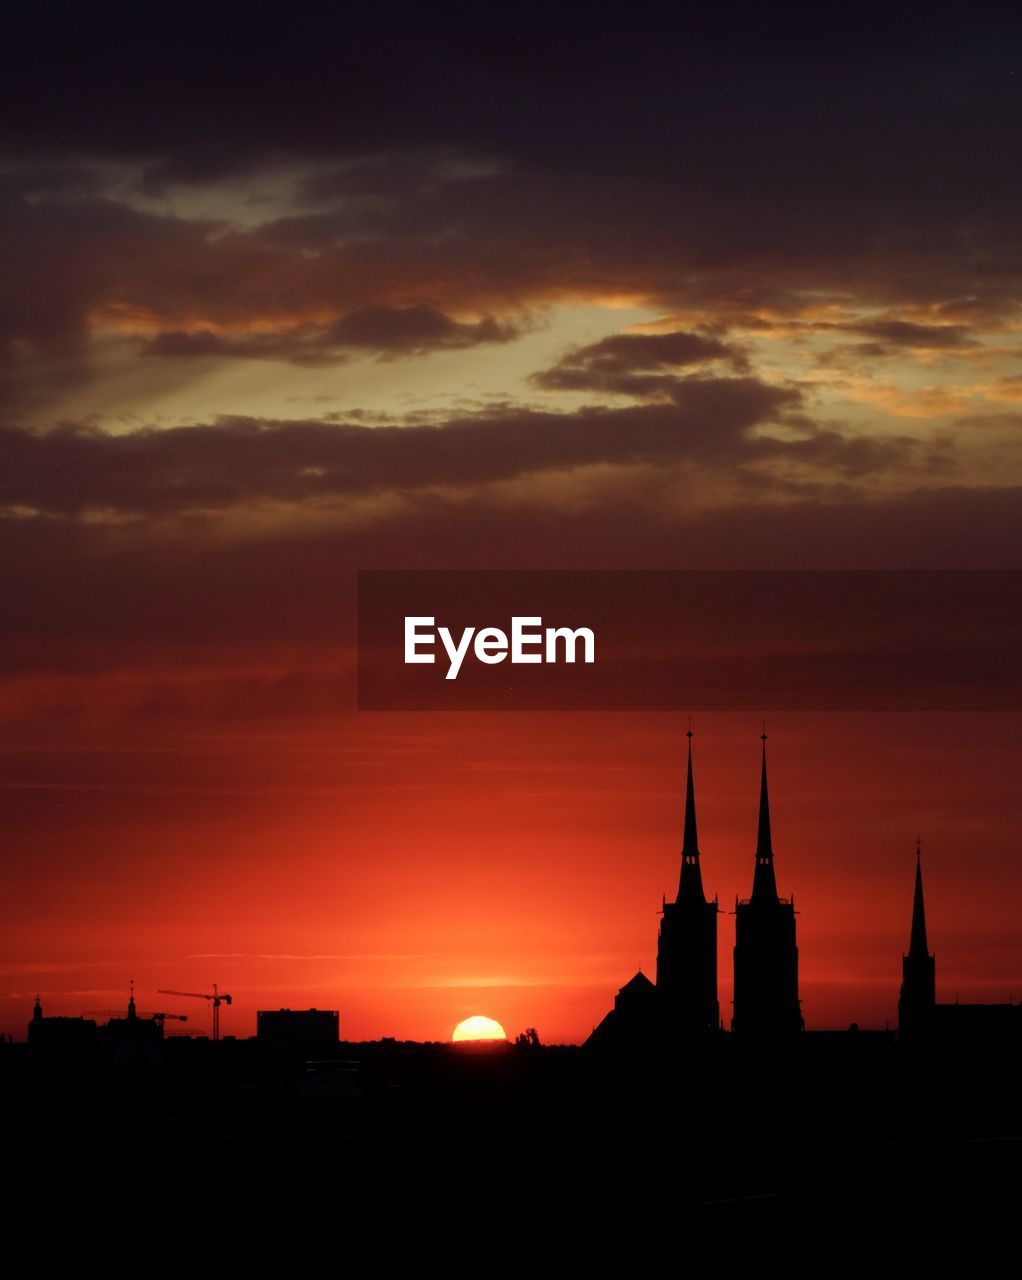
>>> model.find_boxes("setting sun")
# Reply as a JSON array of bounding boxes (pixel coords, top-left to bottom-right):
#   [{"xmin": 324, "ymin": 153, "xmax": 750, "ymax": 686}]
[{"xmin": 452, "ymin": 1015, "xmax": 507, "ymax": 1043}]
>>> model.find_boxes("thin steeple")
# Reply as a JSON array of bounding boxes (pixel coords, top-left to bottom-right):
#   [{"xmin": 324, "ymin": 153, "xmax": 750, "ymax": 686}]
[
  {"xmin": 909, "ymin": 837, "xmax": 929, "ymax": 957},
  {"xmin": 899, "ymin": 836, "xmax": 936, "ymax": 1039},
  {"xmin": 751, "ymin": 730, "xmax": 779, "ymax": 902},
  {"xmin": 677, "ymin": 728, "xmax": 706, "ymax": 903}
]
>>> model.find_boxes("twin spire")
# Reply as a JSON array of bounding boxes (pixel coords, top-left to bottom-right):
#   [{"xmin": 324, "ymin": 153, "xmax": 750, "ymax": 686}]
[{"xmin": 676, "ymin": 727, "xmax": 779, "ymax": 905}]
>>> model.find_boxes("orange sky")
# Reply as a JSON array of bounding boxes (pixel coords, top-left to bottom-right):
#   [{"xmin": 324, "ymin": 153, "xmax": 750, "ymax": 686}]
[
  {"xmin": 4, "ymin": 12, "xmax": 1022, "ymax": 1044},
  {"xmin": 4, "ymin": 708, "xmax": 1019, "ymax": 1042}
]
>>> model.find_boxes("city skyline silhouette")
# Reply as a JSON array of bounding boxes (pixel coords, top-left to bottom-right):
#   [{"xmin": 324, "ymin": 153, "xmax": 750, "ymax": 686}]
[
  {"xmin": 7, "ymin": 735, "xmax": 1020, "ymax": 1266},
  {"xmin": 4, "ymin": 5, "xmax": 1022, "ymax": 1261},
  {"xmin": 11, "ymin": 729, "xmax": 1020, "ymax": 1050}
]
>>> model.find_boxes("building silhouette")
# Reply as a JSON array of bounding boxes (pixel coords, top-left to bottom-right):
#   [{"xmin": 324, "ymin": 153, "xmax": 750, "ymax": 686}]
[
  {"xmin": 28, "ymin": 988, "xmax": 172, "ymax": 1066},
  {"xmin": 586, "ymin": 970, "xmax": 660, "ymax": 1050},
  {"xmin": 897, "ymin": 847, "xmax": 1021, "ymax": 1046},
  {"xmin": 100, "ymin": 986, "xmax": 166, "ymax": 1066},
  {"xmin": 257, "ymin": 1007, "xmax": 340, "ymax": 1053},
  {"xmin": 28, "ymin": 996, "xmax": 98, "ymax": 1062},
  {"xmin": 589, "ymin": 730, "xmax": 796, "ymax": 1048},
  {"xmin": 897, "ymin": 841, "xmax": 935, "ymax": 1041},
  {"xmin": 732, "ymin": 735, "xmax": 802, "ymax": 1037},
  {"xmin": 655, "ymin": 731, "xmax": 719, "ymax": 1034}
]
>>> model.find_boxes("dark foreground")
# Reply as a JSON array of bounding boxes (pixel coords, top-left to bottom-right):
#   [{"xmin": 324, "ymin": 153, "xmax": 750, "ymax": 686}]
[{"xmin": 2, "ymin": 1034, "xmax": 1018, "ymax": 1270}]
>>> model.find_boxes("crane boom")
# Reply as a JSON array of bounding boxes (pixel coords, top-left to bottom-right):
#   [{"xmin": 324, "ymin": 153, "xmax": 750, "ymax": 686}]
[{"xmin": 156, "ymin": 985, "xmax": 232, "ymax": 1040}]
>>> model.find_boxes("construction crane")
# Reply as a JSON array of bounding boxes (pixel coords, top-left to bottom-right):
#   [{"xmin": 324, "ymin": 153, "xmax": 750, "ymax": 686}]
[
  {"xmin": 151, "ymin": 1012, "xmax": 188, "ymax": 1028},
  {"xmin": 157, "ymin": 984, "xmax": 232, "ymax": 1040}
]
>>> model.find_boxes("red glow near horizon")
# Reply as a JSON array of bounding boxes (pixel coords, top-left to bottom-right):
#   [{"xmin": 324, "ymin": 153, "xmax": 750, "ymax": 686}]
[{"xmin": 3, "ymin": 708, "xmax": 1020, "ymax": 1043}]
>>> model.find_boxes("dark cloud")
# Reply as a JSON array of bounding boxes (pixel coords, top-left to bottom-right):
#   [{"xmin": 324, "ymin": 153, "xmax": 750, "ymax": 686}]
[
  {"xmin": 0, "ymin": 374, "xmax": 935, "ymax": 523},
  {"xmin": 0, "ymin": 4, "xmax": 1021, "ymax": 416},
  {"xmin": 840, "ymin": 320, "xmax": 977, "ymax": 349},
  {"xmin": 2, "ymin": 5, "xmax": 1018, "ymax": 177},
  {"xmin": 240, "ymin": 163, "xmax": 1022, "ymax": 323},
  {"xmin": 534, "ymin": 330, "xmax": 743, "ymax": 395},
  {"xmin": 800, "ymin": 316, "xmax": 985, "ymax": 368},
  {"xmin": 0, "ymin": 377, "xmax": 808, "ymax": 516},
  {"xmin": 0, "ymin": 5, "xmax": 1016, "ymax": 573},
  {"xmin": 143, "ymin": 305, "xmax": 522, "ymax": 365},
  {"xmin": 0, "ymin": 191, "xmax": 233, "ymax": 411},
  {"xmin": 328, "ymin": 304, "xmax": 518, "ymax": 353},
  {"xmin": 0, "ymin": 139, "xmax": 1019, "ymax": 420}
]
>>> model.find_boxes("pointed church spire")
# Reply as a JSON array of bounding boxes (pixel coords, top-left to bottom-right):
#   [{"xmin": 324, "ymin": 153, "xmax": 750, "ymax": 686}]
[
  {"xmin": 682, "ymin": 729, "xmax": 699, "ymax": 857},
  {"xmin": 909, "ymin": 837, "xmax": 929, "ymax": 957},
  {"xmin": 677, "ymin": 728, "xmax": 706, "ymax": 902},
  {"xmin": 899, "ymin": 836, "xmax": 935, "ymax": 1040},
  {"xmin": 751, "ymin": 729, "xmax": 779, "ymax": 902},
  {"xmin": 756, "ymin": 731, "xmax": 772, "ymax": 858}
]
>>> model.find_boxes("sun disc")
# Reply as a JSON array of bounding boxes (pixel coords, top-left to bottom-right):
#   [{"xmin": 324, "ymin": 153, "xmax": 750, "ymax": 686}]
[{"xmin": 452, "ymin": 1015, "xmax": 507, "ymax": 1042}]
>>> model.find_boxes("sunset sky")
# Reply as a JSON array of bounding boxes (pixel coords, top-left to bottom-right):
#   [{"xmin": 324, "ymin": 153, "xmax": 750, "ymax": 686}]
[{"xmin": 2, "ymin": 7, "xmax": 1022, "ymax": 1041}]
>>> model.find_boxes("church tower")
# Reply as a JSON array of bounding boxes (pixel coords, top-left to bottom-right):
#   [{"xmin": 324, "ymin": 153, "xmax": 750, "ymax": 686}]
[
  {"xmin": 733, "ymin": 734, "xmax": 802, "ymax": 1036},
  {"xmin": 897, "ymin": 841, "xmax": 935, "ymax": 1042},
  {"xmin": 655, "ymin": 731, "xmax": 720, "ymax": 1034}
]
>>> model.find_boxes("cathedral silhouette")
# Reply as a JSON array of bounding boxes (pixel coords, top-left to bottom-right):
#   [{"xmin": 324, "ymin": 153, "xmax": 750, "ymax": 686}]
[
  {"xmin": 589, "ymin": 730, "xmax": 1021, "ymax": 1050},
  {"xmin": 588, "ymin": 731, "xmax": 803, "ymax": 1047}
]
